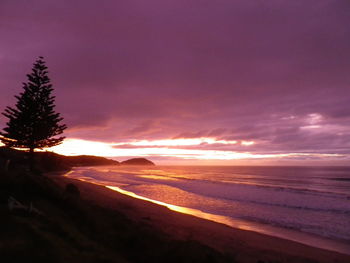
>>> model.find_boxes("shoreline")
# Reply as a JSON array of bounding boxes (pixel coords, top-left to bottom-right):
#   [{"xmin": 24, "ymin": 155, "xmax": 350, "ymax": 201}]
[
  {"xmin": 105, "ymin": 185, "xmax": 350, "ymax": 256},
  {"xmin": 53, "ymin": 172, "xmax": 350, "ymax": 263}
]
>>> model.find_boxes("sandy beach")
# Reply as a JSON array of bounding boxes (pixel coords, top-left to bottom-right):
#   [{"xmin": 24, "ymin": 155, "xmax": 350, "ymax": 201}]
[{"xmin": 52, "ymin": 173, "xmax": 350, "ymax": 263}]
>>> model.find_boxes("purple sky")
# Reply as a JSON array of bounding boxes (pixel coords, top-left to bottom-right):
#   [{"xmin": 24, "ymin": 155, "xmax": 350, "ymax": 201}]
[{"xmin": 1, "ymin": 0, "xmax": 350, "ymax": 164}]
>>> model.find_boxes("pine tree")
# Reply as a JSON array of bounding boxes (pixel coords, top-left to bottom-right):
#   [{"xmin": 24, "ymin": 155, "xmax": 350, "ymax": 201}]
[{"xmin": 0, "ymin": 57, "xmax": 67, "ymax": 153}]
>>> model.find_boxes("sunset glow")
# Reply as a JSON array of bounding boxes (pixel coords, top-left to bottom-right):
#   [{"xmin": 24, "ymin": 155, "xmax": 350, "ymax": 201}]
[
  {"xmin": 106, "ymin": 185, "xmax": 241, "ymax": 228},
  {"xmin": 241, "ymin": 141, "xmax": 255, "ymax": 146},
  {"xmin": 1, "ymin": 0, "xmax": 350, "ymax": 165},
  {"xmin": 122, "ymin": 137, "xmax": 238, "ymax": 147},
  {"xmin": 50, "ymin": 138, "xmax": 343, "ymax": 161}
]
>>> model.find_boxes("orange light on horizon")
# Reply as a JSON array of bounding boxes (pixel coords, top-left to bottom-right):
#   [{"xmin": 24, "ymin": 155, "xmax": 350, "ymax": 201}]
[
  {"xmin": 50, "ymin": 138, "xmax": 256, "ymax": 159},
  {"xmin": 118, "ymin": 137, "xmax": 238, "ymax": 147},
  {"xmin": 48, "ymin": 138, "xmax": 343, "ymax": 161}
]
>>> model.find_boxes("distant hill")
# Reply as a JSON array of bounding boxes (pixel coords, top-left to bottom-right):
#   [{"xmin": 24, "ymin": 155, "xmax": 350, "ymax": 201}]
[
  {"xmin": 63, "ymin": 155, "xmax": 119, "ymax": 167},
  {"xmin": 0, "ymin": 147, "xmax": 119, "ymax": 172},
  {"xmin": 121, "ymin": 158, "xmax": 155, "ymax": 166},
  {"xmin": 0, "ymin": 147, "xmax": 157, "ymax": 172}
]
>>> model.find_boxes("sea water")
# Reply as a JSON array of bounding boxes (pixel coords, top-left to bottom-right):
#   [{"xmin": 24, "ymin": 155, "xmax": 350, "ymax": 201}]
[{"xmin": 64, "ymin": 165, "xmax": 350, "ymax": 254}]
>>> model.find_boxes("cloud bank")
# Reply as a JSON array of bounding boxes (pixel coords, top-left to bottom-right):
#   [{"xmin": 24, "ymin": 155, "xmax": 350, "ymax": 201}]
[{"xmin": 1, "ymin": 0, "xmax": 349, "ymax": 163}]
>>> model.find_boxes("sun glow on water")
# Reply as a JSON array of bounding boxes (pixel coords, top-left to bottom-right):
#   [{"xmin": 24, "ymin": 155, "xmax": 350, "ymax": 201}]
[{"xmin": 106, "ymin": 185, "xmax": 237, "ymax": 227}]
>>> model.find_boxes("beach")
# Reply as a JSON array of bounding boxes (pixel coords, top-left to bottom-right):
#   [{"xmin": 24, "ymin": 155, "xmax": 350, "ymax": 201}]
[
  {"xmin": 63, "ymin": 165, "xmax": 350, "ymax": 252},
  {"xmin": 52, "ymin": 172, "xmax": 350, "ymax": 263},
  {"xmin": 1, "ymin": 148, "xmax": 349, "ymax": 262}
]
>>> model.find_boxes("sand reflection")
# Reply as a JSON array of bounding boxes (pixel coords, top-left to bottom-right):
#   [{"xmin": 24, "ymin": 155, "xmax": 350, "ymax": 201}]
[
  {"xmin": 107, "ymin": 186, "xmax": 243, "ymax": 228},
  {"xmin": 105, "ymin": 185, "xmax": 350, "ymax": 255}
]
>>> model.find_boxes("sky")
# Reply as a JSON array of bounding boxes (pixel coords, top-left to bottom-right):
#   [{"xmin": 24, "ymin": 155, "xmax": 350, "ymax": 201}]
[{"xmin": 1, "ymin": 0, "xmax": 350, "ymax": 165}]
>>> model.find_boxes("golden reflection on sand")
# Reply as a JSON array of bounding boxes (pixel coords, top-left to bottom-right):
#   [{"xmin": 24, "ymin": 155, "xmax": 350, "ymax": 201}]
[{"xmin": 106, "ymin": 185, "xmax": 253, "ymax": 230}]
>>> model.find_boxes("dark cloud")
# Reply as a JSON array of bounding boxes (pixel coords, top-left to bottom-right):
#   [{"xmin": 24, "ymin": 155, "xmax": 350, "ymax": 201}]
[{"xmin": 1, "ymin": 0, "xmax": 350, "ymax": 159}]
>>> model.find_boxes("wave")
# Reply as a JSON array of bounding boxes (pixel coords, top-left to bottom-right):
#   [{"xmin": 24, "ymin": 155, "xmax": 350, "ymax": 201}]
[
  {"xmin": 121, "ymin": 174, "xmax": 350, "ymax": 213},
  {"xmin": 72, "ymin": 166, "xmax": 350, "ymax": 214},
  {"xmin": 67, "ymin": 166, "xmax": 350, "ymax": 244}
]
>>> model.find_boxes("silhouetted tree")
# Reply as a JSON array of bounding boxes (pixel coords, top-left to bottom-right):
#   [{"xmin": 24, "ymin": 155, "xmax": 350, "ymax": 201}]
[{"xmin": 0, "ymin": 57, "xmax": 67, "ymax": 154}]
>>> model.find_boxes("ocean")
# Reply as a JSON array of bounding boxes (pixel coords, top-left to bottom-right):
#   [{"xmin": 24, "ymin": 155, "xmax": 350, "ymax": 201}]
[{"xmin": 64, "ymin": 165, "xmax": 350, "ymax": 254}]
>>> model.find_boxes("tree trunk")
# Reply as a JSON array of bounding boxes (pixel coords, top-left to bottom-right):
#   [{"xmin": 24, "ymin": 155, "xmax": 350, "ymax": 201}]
[{"xmin": 29, "ymin": 147, "xmax": 35, "ymax": 172}]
